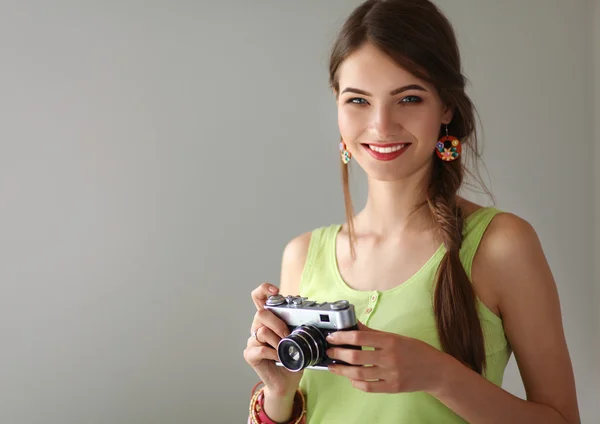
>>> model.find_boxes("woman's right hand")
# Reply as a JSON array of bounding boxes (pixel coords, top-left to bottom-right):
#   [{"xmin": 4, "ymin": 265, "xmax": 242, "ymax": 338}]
[{"xmin": 243, "ymin": 282, "xmax": 304, "ymax": 397}]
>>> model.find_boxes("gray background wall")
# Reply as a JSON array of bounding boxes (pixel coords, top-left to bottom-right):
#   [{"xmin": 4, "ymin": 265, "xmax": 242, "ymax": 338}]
[
  {"xmin": 0, "ymin": 1, "xmax": 597, "ymax": 423},
  {"xmin": 593, "ymin": 0, "xmax": 600, "ymax": 397}
]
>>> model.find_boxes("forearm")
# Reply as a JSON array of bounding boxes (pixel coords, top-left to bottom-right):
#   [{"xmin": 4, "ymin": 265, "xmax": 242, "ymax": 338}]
[
  {"xmin": 429, "ymin": 355, "xmax": 573, "ymax": 424},
  {"xmin": 262, "ymin": 387, "xmax": 296, "ymax": 423}
]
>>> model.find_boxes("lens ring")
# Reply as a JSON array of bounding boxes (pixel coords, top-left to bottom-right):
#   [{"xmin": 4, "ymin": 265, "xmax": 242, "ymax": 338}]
[
  {"xmin": 292, "ymin": 331, "xmax": 315, "ymax": 364},
  {"xmin": 297, "ymin": 325, "xmax": 327, "ymax": 367},
  {"xmin": 278, "ymin": 325, "xmax": 328, "ymax": 371},
  {"xmin": 306, "ymin": 325, "xmax": 327, "ymax": 365},
  {"xmin": 296, "ymin": 326, "xmax": 321, "ymax": 364},
  {"xmin": 277, "ymin": 338, "xmax": 305, "ymax": 371}
]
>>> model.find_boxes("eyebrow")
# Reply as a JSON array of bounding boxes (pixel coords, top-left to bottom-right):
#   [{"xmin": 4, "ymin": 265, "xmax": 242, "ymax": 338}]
[{"xmin": 340, "ymin": 84, "xmax": 428, "ymax": 96}]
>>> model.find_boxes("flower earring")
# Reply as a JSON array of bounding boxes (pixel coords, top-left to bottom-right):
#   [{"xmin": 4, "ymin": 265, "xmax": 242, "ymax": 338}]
[
  {"xmin": 436, "ymin": 125, "xmax": 461, "ymax": 162},
  {"xmin": 339, "ymin": 140, "xmax": 352, "ymax": 164}
]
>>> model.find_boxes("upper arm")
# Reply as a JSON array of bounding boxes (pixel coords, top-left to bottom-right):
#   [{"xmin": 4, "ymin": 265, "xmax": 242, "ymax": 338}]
[
  {"xmin": 472, "ymin": 213, "xmax": 580, "ymax": 423},
  {"xmin": 278, "ymin": 231, "xmax": 312, "ymax": 297}
]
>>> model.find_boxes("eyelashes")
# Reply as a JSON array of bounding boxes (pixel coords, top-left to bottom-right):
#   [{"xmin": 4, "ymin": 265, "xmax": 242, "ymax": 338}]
[
  {"xmin": 400, "ymin": 95, "xmax": 423, "ymax": 104},
  {"xmin": 347, "ymin": 98, "xmax": 368, "ymax": 105},
  {"xmin": 345, "ymin": 96, "xmax": 423, "ymax": 105}
]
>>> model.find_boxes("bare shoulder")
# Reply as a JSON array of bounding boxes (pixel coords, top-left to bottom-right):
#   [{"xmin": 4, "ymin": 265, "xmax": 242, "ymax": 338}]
[
  {"xmin": 472, "ymin": 211, "xmax": 545, "ymax": 309},
  {"xmin": 458, "ymin": 196, "xmax": 540, "ymax": 270},
  {"xmin": 476, "ymin": 211, "xmax": 539, "ymax": 263},
  {"xmin": 472, "ymin": 211, "xmax": 580, "ymax": 421},
  {"xmin": 279, "ymin": 231, "xmax": 313, "ymax": 296}
]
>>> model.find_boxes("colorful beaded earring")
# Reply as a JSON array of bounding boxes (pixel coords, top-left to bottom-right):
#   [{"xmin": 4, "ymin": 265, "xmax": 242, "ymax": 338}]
[
  {"xmin": 436, "ymin": 125, "xmax": 461, "ymax": 162},
  {"xmin": 339, "ymin": 140, "xmax": 352, "ymax": 164}
]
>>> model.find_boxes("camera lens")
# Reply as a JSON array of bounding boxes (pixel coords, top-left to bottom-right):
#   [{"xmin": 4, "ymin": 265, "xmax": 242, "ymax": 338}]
[
  {"xmin": 277, "ymin": 325, "xmax": 326, "ymax": 372},
  {"xmin": 286, "ymin": 344, "xmax": 302, "ymax": 362}
]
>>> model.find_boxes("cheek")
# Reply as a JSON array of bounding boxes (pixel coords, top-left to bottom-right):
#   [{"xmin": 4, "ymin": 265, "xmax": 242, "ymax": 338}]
[
  {"xmin": 405, "ymin": 110, "xmax": 443, "ymax": 144},
  {"xmin": 338, "ymin": 108, "xmax": 365, "ymax": 140}
]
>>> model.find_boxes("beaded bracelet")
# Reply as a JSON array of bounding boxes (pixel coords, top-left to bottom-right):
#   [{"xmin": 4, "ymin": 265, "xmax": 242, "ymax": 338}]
[{"xmin": 248, "ymin": 381, "xmax": 306, "ymax": 424}]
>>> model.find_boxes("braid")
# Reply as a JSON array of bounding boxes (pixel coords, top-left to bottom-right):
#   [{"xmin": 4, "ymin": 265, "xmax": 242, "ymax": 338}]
[{"xmin": 428, "ymin": 157, "xmax": 486, "ymax": 374}]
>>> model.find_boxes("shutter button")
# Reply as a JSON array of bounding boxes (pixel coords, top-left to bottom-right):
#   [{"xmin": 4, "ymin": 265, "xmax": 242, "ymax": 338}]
[
  {"xmin": 330, "ymin": 300, "xmax": 349, "ymax": 310},
  {"xmin": 266, "ymin": 295, "xmax": 286, "ymax": 306}
]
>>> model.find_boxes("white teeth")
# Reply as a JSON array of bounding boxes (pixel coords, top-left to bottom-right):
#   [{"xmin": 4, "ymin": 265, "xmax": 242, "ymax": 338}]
[{"xmin": 369, "ymin": 144, "xmax": 405, "ymax": 153}]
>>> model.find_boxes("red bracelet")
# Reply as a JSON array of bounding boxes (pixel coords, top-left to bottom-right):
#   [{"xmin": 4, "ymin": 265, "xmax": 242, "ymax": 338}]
[{"xmin": 248, "ymin": 382, "xmax": 306, "ymax": 424}]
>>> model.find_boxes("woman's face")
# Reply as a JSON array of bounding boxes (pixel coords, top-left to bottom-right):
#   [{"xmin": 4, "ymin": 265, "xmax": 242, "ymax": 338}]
[{"xmin": 336, "ymin": 42, "xmax": 453, "ymax": 182}]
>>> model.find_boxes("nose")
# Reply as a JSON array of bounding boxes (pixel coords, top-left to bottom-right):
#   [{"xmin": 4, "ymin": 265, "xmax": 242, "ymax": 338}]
[{"xmin": 369, "ymin": 104, "xmax": 401, "ymax": 139}]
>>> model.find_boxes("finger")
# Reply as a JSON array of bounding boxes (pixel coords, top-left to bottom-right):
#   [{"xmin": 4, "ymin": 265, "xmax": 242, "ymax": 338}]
[
  {"xmin": 349, "ymin": 379, "xmax": 391, "ymax": 393},
  {"xmin": 326, "ymin": 347, "xmax": 379, "ymax": 365},
  {"xmin": 356, "ymin": 321, "xmax": 376, "ymax": 332},
  {"xmin": 251, "ymin": 309, "xmax": 290, "ymax": 339},
  {"xmin": 326, "ymin": 329, "xmax": 382, "ymax": 348},
  {"xmin": 247, "ymin": 329, "xmax": 266, "ymax": 348},
  {"xmin": 256, "ymin": 326, "xmax": 281, "ymax": 349},
  {"xmin": 328, "ymin": 363, "xmax": 382, "ymax": 381},
  {"xmin": 243, "ymin": 343, "xmax": 279, "ymax": 366},
  {"xmin": 251, "ymin": 282, "xmax": 279, "ymax": 310}
]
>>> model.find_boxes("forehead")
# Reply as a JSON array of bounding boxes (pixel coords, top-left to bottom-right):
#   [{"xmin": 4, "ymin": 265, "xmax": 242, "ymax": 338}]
[{"xmin": 337, "ymin": 43, "xmax": 432, "ymax": 93}]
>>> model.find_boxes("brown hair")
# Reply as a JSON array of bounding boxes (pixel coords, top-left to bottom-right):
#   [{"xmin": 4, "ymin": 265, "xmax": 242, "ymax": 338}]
[{"xmin": 330, "ymin": 0, "xmax": 489, "ymax": 374}]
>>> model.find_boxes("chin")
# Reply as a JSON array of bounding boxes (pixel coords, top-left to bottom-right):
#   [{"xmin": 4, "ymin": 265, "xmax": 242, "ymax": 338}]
[
  {"xmin": 361, "ymin": 167, "xmax": 415, "ymax": 182},
  {"xmin": 370, "ymin": 173, "xmax": 413, "ymax": 182},
  {"xmin": 354, "ymin": 156, "xmax": 432, "ymax": 183}
]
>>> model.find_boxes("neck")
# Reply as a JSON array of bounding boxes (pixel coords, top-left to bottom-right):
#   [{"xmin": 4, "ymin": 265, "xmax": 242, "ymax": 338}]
[{"xmin": 355, "ymin": 165, "xmax": 435, "ymax": 236}]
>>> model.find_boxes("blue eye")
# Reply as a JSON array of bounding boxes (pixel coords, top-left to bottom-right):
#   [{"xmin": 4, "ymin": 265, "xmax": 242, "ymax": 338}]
[
  {"xmin": 400, "ymin": 95, "xmax": 422, "ymax": 104},
  {"xmin": 344, "ymin": 96, "xmax": 422, "ymax": 105},
  {"xmin": 347, "ymin": 98, "xmax": 368, "ymax": 105}
]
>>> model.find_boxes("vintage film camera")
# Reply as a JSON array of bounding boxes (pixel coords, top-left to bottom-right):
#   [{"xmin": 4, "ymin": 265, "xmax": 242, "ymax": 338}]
[{"xmin": 264, "ymin": 294, "xmax": 360, "ymax": 372}]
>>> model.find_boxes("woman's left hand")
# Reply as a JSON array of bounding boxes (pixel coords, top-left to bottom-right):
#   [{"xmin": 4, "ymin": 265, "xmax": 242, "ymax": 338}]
[{"xmin": 326, "ymin": 321, "xmax": 450, "ymax": 394}]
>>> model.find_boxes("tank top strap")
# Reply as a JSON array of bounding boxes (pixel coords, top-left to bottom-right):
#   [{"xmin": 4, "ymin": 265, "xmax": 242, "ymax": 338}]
[
  {"xmin": 460, "ymin": 207, "xmax": 504, "ymax": 279},
  {"xmin": 300, "ymin": 223, "xmax": 341, "ymax": 293}
]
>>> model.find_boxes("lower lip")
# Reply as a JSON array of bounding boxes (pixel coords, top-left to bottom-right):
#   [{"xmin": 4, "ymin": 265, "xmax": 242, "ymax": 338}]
[{"xmin": 362, "ymin": 144, "xmax": 410, "ymax": 161}]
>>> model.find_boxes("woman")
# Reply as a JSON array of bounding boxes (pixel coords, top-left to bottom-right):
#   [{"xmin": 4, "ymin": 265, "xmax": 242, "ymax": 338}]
[{"xmin": 243, "ymin": 0, "xmax": 580, "ymax": 423}]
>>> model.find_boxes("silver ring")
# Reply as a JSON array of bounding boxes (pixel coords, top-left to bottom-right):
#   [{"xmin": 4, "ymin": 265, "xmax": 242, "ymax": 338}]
[{"xmin": 252, "ymin": 328, "xmax": 260, "ymax": 341}]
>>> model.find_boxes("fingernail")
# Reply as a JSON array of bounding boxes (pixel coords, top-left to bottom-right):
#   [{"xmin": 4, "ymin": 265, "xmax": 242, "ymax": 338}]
[
  {"xmin": 268, "ymin": 286, "xmax": 278, "ymax": 293},
  {"xmin": 326, "ymin": 334, "xmax": 334, "ymax": 341}
]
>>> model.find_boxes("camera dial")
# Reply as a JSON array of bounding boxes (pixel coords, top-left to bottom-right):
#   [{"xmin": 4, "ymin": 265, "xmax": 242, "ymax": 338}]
[
  {"xmin": 330, "ymin": 300, "xmax": 349, "ymax": 310},
  {"xmin": 266, "ymin": 294, "xmax": 286, "ymax": 306}
]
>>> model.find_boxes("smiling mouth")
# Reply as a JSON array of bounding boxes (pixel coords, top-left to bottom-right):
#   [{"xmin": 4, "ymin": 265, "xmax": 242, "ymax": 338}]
[
  {"xmin": 363, "ymin": 143, "xmax": 409, "ymax": 153},
  {"xmin": 360, "ymin": 143, "xmax": 411, "ymax": 161}
]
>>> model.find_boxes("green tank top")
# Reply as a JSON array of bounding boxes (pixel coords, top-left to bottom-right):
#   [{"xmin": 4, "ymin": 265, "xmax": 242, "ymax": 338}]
[{"xmin": 298, "ymin": 207, "xmax": 512, "ymax": 423}]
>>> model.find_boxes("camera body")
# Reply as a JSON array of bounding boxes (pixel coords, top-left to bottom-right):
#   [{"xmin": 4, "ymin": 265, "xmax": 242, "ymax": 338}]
[{"xmin": 264, "ymin": 294, "xmax": 360, "ymax": 372}]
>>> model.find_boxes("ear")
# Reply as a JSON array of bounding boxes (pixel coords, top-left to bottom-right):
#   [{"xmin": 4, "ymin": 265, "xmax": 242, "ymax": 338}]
[{"xmin": 442, "ymin": 105, "xmax": 454, "ymax": 125}]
